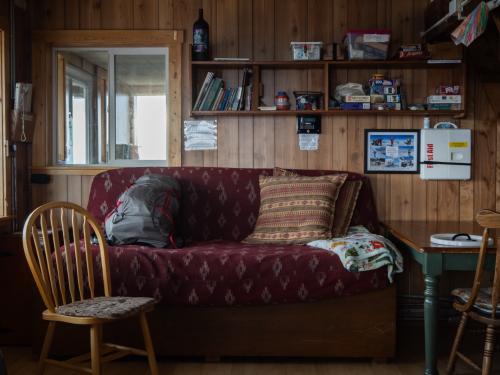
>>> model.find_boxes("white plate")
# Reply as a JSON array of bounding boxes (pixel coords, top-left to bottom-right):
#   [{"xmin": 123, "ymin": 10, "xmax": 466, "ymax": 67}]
[{"xmin": 430, "ymin": 233, "xmax": 493, "ymax": 247}]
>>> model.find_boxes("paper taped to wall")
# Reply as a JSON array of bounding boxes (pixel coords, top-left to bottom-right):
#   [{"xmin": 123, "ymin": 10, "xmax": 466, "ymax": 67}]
[
  {"xmin": 299, "ymin": 134, "xmax": 319, "ymax": 151},
  {"xmin": 184, "ymin": 120, "xmax": 218, "ymax": 151}
]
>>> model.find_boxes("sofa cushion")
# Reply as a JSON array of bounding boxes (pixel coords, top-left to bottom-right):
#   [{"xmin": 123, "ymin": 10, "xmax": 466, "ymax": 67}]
[
  {"xmin": 72, "ymin": 240, "xmax": 390, "ymax": 307},
  {"xmin": 243, "ymin": 174, "xmax": 347, "ymax": 244},
  {"xmin": 274, "ymin": 167, "xmax": 363, "ymax": 237}
]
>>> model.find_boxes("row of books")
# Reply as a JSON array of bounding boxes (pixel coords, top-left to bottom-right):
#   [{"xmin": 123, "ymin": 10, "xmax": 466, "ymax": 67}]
[{"xmin": 193, "ymin": 69, "xmax": 253, "ymax": 111}]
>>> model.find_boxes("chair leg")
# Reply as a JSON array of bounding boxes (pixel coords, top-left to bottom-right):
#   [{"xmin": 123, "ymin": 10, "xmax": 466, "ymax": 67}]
[
  {"xmin": 90, "ymin": 324, "xmax": 102, "ymax": 375},
  {"xmin": 482, "ymin": 325, "xmax": 496, "ymax": 375},
  {"xmin": 38, "ymin": 322, "xmax": 56, "ymax": 375},
  {"xmin": 446, "ymin": 313, "xmax": 468, "ymax": 375},
  {"xmin": 139, "ymin": 312, "xmax": 159, "ymax": 375}
]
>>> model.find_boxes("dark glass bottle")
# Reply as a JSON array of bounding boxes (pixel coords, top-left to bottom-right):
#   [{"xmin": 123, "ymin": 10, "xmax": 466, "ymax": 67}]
[{"xmin": 192, "ymin": 8, "xmax": 209, "ymax": 61}]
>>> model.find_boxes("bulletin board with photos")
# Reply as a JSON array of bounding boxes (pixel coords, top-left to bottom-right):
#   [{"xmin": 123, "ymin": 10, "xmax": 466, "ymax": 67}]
[{"xmin": 364, "ymin": 129, "xmax": 420, "ymax": 174}]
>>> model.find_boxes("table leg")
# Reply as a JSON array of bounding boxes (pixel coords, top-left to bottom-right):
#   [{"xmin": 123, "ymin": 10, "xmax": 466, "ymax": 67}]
[{"xmin": 424, "ymin": 274, "xmax": 440, "ymax": 375}]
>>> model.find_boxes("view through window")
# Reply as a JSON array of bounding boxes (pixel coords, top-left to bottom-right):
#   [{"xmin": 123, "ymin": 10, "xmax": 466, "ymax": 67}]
[{"xmin": 55, "ymin": 48, "xmax": 169, "ymax": 165}]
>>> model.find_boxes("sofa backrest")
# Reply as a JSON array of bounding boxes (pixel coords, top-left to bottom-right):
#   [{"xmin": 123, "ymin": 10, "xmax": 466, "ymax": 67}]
[{"xmin": 87, "ymin": 167, "xmax": 379, "ymax": 243}]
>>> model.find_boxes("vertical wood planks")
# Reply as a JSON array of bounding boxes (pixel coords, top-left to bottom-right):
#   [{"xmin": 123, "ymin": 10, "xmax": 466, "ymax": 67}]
[
  {"xmin": 133, "ymin": 0, "xmax": 159, "ymax": 29},
  {"xmin": 101, "ymin": 0, "xmax": 133, "ymax": 29},
  {"xmin": 306, "ymin": 0, "xmax": 333, "ymax": 170},
  {"xmin": 252, "ymin": 0, "xmax": 275, "ymax": 168},
  {"xmin": 274, "ymin": 0, "xmax": 307, "ymax": 169},
  {"xmin": 79, "ymin": 0, "xmax": 102, "ymax": 29},
  {"xmin": 237, "ymin": 0, "xmax": 254, "ymax": 168},
  {"xmin": 216, "ymin": 0, "xmax": 239, "ymax": 168}
]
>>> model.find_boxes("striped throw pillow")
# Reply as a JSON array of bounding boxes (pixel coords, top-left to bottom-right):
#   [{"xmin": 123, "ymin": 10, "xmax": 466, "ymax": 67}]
[
  {"xmin": 274, "ymin": 167, "xmax": 363, "ymax": 237},
  {"xmin": 243, "ymin": 174, "xmax": 347, "ymax": 244}
]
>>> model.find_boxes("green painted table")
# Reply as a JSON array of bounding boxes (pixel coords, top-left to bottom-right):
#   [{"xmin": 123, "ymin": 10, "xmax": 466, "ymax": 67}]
[{"xmin": 383, "ymin": 221, "xmax": 496, "ymax": 375}]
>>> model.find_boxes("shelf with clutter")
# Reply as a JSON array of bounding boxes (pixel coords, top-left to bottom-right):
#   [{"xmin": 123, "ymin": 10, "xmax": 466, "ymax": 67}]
[{"xmin": 189, "ymin": 30, "xmax": 467, "ymax": 118}]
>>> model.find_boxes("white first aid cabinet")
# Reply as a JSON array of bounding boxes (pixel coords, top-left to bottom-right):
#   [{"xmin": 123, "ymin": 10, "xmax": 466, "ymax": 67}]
[{"xmin": 420, "ymin": 128, "xmax": 472, "ymax": 180}]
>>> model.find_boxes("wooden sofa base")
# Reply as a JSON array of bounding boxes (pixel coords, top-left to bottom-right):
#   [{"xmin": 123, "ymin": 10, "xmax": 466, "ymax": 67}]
[{"xmin": 46, "ymin": 285, "xmax": 396, "ymax": 359}]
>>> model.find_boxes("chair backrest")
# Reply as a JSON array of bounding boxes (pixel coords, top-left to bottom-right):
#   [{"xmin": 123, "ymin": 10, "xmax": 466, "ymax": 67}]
[
  {"xmin": 22, "ymin": 201, "xmax": 111, "ymax": 312},
  {"xmin": 459, "ymin": 209, "xmax": 500, "ymax": 317}
]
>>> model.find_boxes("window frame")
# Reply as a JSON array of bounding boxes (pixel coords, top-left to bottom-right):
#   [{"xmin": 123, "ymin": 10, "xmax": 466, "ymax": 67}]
[
  {"xmin": 53, "ymin": 46, "xmax": 170, "ymax": 167},
  {"xmin": 31, "ymin": 30, "xmax": 183, "ymax": 172},
  {"xmin": 0, "ymin": 29, "xmax": 9, "ymax": 219}
]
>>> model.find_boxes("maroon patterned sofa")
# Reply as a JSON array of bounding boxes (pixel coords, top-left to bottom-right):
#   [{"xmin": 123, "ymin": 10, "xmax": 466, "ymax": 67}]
[{"xmin": 53, "ymin": 167, "xmax": 396, "ymax": 359}]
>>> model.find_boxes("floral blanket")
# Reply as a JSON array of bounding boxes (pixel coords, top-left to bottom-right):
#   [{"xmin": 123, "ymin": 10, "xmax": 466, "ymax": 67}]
[{"xmin": 308, "ymin": 226, "xmax": 403, "ymax": 282}]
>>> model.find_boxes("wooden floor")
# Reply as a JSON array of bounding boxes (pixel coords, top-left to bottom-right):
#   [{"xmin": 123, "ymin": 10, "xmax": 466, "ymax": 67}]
[
  {"xmin": 2, "ymin": 324, "xmax": 499, "ymax": 374},
  {"xmin": 2, "ymin": 347, "xmax": 498, "ymax": 375}
]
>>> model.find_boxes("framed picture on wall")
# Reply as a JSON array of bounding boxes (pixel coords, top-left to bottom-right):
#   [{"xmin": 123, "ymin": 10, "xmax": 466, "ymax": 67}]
[{"xmin": 364, "ymin": 129, "xmax": 420, "ymax": 174}]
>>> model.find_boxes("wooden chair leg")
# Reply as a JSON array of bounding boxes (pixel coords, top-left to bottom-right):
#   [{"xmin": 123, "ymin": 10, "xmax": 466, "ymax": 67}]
[
  {"xmin": 90, "ymin": 324, "xmax": 103, "ymax": 375},
  {"xmin": 38, "ymin": 322, "xmax": 56, "ymax": 375},
  {"xmin": 139, "ymin": 312, "xmax": 159, "ymax": 375},
  {"xmin": 482, "ymin": 325, "xmax": 496, "ymax": 375},
  {"xmin": 446, "ymin": 313, "xmax": 468, "ymax": 375}
]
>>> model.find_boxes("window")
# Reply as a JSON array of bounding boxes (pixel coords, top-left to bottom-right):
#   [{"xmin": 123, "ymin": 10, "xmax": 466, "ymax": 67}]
[{"xmin": 54, "ymin": 48, "xmax": 169, "ymax": 166}]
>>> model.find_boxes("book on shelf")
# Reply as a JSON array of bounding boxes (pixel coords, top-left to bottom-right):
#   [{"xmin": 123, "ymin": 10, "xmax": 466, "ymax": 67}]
[
  {"xmin": 193, "ymin": 72, "xmax": 214, "ymax": 110},
  {"xmin": 193, "ymin": 69, "xmax": 254, "ymax": 112}
]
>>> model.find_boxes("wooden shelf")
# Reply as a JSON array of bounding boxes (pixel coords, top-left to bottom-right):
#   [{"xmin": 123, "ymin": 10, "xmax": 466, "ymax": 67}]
[
  {"xmin": 191, "ymin": 59, "xmax": 463, "ymax": 69},
  {"xmin": 191, "ymin": 110, "xmax": 465, "ymax": 117},
  {"xmin": 190, "ymin": 56, "xmax": 467, "ymax": 117}
]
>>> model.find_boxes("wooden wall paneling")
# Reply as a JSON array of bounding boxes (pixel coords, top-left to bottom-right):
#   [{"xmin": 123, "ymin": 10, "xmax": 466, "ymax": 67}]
[
  {"xmin": 159, "ymin": 0, "xmax": 174, "ymax": 29},
  {"xmin": 274, "ymin": 0, "xmax": 308, "ymax": 169},
  {"xmin": 215, "ymin": 0, "xmax": 238, "ymax": 168},
  {"xmin": 202, "ymin": 0, "xmax": 219, "ymax": 167},
  {"xmin": 134, "ymin": 0, "xmax": 159, "ymax": 29},
  {"xmin": 31, "ymin": 40, "xmax": 48, "ymax": 167},
  {"xmin": 46, "ymin": 175, "xmax": 68, "ymax": 202},
  {"xmin": 81, "ymin": 175, "xmax": 93, "ymax": 209},
  {"xmin": 39, "ymin": 0, "xmax": 65, "ymax": 29},
  {"xmin": 331, "ymin": 0, "xmax": 348, "ymax": 172},
  {"xmin": 252, "ymin": 0, "xmax": 275, "ymax": 168},
  {"xmin": 474, "ymin": 80, "xmax": 497, "ymax": 213},
  {"xmin": 65, "ymin": 0, "xmax": 81, "ymax": 28},
  {"xmin": 376, "ymin": 0, "xmax": 391, "ymax": 29},
  {"xmin": 237, "ymin": 0, "xmax": 254, "ymax": 168},
  {"xmin": 67, "ymin": 175, "xmax": 83, "ymax": 206},
  {"xmin": 306, "ymin": 0, "xmax": 333, "ymax": 170},
  {"xmin": 101, "ymin": 0, "xmax": 134, "ymax": 29},
  {"xmin": 176, "ymin": 0, "xmax": 204, "ymax": 166},
  {"xmin": 347, "ymin": 0, "xmax": 378, "ymax": 29},
  {"xmin": 79, "ymin": 0, "xmax": 102, "ymax": 29},
  {"xmin": 345, "ymin": 67, "xmax": 366, "ymax": 175}
]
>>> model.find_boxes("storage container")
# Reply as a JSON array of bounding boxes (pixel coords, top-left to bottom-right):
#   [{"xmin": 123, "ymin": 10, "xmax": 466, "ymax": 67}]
[
  {"xmin": 291, "ymin": 42, "xmax": 323, "ymax": 60},
  {"xmin": 344, "ymin": 30, "xmax": 391, "ymax": 60},
  {"xmin": 293, "ymin": 91, "xmax": 323, "ymax": 110}
]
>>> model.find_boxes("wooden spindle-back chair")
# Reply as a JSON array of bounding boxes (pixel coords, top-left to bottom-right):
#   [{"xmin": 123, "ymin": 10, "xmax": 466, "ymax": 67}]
[
  {"xmin": 22, "ymin": 201, "xmax": 159, "ymax": 375},
  {"xmin": 446, "ymin": 209, "xmax": 500, "ymax": 375}
]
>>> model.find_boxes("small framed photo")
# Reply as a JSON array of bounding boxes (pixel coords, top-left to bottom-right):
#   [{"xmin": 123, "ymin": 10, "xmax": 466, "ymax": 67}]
[{"xmin": 364, "ymin": 129, "xmax": 420, "ymax": 174}]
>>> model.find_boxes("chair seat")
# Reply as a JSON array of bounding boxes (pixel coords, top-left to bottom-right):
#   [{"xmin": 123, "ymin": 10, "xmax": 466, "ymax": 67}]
[
  {"xmin": 55, "ymin": 296, "xmax": 155, "ymax": 319},
  {"xmin": 452, "ymin": 288, "xmax": 499, "ymax": 316}
]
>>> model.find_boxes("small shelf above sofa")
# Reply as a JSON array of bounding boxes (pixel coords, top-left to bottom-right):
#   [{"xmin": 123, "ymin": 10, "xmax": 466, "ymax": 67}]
[
  {"xmin": 191, "ymin": 109, "xmax": 465, "ymax": 117},
  {"xmin": 190, "ymin": 58, "xmax": 467, "ymax": 118},
  {"xmin": 191, "ymin": 59, "xmax": 463, "ymax": 69}
]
